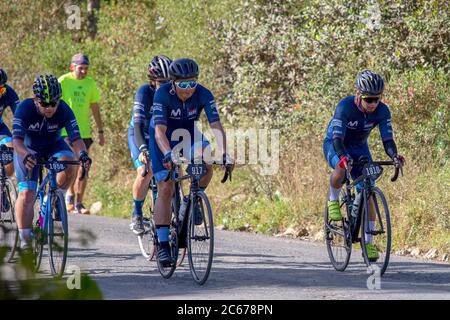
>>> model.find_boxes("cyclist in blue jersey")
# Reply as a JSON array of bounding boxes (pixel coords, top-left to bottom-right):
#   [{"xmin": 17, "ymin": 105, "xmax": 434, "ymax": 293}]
[
  {"xmin": 13, "ymin": 74, "xmax": 92, "ymax": 249},
  {"xmin": 127, "ymin": 55, "xmax": 172, "ymax": 234},
  {"xmin": 323, "ymin": 70, "xmax": 405, "ymax": 260},
  {"xmin": 149, "ymin": 58, "xmax": 234, "ymax": 265},
  {"xmin": 0, "ymin": 68, "xmax": 20, "ymax": 177}
]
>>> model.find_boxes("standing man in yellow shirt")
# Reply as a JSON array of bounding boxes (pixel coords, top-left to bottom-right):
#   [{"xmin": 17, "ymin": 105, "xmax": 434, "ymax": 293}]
[{"xmin": 59, "ymin": 53, "xmax": 105, "ymax": 214}]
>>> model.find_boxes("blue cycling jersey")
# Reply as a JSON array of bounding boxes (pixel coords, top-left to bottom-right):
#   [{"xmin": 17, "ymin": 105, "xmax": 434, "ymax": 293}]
[
  {"xmin": 12, "ymin": 98, "xmax": 81, "ymax": 150},
  {"xmin": 129, "ymin": 83, "xmax": 155, "ymax": 136},
  {"xmin": 0, "ymin": 84, "xmax": 20, "ymax": 123},
  {"xmin": 325, "ymin": 96, "xmax": 394, "ymax": 146},
  {"xmin": 151, "ymin": 83, "xmax": 220, "ymax": 138}
]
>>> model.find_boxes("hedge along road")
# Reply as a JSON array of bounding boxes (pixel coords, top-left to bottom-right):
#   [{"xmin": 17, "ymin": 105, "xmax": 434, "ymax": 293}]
[{"xmin": 59, "ymin": 214, "xmax": 450, "ymax": 300}]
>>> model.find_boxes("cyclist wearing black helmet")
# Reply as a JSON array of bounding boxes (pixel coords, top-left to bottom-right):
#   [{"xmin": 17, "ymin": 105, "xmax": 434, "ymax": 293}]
[
  {"xmin": 0, "ymin": 68, "xmax": 20, "ymax": 177},
  {"xmin": 12, "ymin": 74, "xmax": 91, "ymax": 249},
  {"xmin": 127, "ymin": 55, "xmax": 172, "ymax": 234},
  {"xmin": 149, "ymin": 58, "xmax": 234, "ymax": 265},
  {"xmin": 323, "ymin": 70, "xmax": 405, "ymax": 261}
]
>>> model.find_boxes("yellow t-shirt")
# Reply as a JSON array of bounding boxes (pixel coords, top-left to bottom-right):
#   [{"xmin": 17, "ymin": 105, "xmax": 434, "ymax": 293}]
[{"xmin": 58, "ymin": 73, "xmax": 101, "ymax": 138}]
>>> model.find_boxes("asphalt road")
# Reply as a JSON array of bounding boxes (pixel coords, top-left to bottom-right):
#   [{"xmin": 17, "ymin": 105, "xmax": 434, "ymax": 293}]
[{"xmin": 36, "ymin": 214, "xmax": 450, "ymax": 300}]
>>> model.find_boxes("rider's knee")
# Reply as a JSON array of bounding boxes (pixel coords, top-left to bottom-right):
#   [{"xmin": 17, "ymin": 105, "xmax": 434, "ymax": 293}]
[
  {"xmin": 19, "ymin": 190, "xmax": 36, "ymax": 203},
  {"xmin": 157, "ymin": 182, "xmax": 174, "ymax": 199}
]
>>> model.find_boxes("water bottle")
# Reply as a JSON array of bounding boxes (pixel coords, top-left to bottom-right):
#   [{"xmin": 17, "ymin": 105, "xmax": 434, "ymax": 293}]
[
  {"xmin": 351, "ymin": 192, "xmax": 362, "ymax": 219},
  {"xmin": 178, "ymin": 196, "xmax": 189, "ymax": 225}
]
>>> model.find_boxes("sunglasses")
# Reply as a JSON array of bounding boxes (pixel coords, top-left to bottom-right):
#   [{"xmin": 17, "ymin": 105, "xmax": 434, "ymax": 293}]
[
  {"xmin": 361, "ymin": 96, "xmax": 381, "ymax": 104},
  {"xmin": 38, "ymin": 100, "xmax": 59, "ymax": 109},
  {"xmin": 175, "ymin": 80, "xmax": 198, "ymax": 90}
]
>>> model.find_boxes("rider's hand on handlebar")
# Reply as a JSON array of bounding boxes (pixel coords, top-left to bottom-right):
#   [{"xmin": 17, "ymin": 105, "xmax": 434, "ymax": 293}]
[
  {"xmin": 393, "ymin": 154, "xmax": 405, "ymax": 168},
  {"xmin": 337, "ymin": 155, "xmax": 352, "ymax": 170},
  {"xmin": 222, "ymin": 153, "xmax": 234, "ymax": 172},
  {"xmin": 162, "ymin": 151, "xmax": 173, "ymax": 170},
  {"xmin": 23, "ymin": 153, "xmax": 37, "ymax": 171},
  {"xmin": 79, "ymin": 151, "xmax": 92, "ymax": 171},
  {"xmin": 138, "ymin": 148, "xmax": 150, "ymax": 165}
]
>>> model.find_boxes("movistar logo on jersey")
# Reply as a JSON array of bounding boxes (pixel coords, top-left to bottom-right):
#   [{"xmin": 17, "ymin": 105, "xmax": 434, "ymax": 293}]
[
  {"xmin": 28, "ymin": 122, "xmax": 41, "ymax": 131},
  {"xmin": 170, "ymin": 108, "xmax": 181, "ymax": 117},
  {"xmin": 347, "ymin": 120, "xmax": 358, "ymax": 128}
]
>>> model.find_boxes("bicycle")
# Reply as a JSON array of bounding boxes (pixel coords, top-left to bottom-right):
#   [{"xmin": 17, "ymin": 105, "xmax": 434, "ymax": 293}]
[
  {"xmin": 152, "ymin": 157, "xmax": 231, "ymax": 285},
  {"xmin": 324, "ymin": 156, "xmax": 402, "ymax": 276},
  {"xmin": 31, "ymin": 157, "xmax": 86, "ymax": 278},
  {"xmin": 135, "ymin": 160, "xmax": 187, "ymax": 266},
  {"xmin": 0, "ymin": 145, "xmax": 19, "ymax": 262}
]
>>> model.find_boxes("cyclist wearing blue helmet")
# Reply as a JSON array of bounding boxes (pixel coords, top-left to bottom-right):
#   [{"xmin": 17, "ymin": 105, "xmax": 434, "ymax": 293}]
[
  {"xmin": 0, "ymin": 68, "xmax": 20, "ymax": 177},
  {"xmin": 127, "ymin": 55, "xmax": 172, "ymax": 234},
  {"xmin": 149, "ymin": 58, "xmax": 234, "ymax": 265},
  {"xmin": 13, "ymin": 74, "xmax": 91, "ymax": 249},
  {"xmin": 323, "ymin": 70, "xmax": 405, "ymax": 261}
]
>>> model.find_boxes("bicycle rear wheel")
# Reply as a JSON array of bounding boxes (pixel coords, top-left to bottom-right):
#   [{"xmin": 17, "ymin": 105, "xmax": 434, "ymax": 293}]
[
  {"xmin": 0, "ymin": 179, "xmax": 19, "ymax": 262},
  {"xmin": 324, "ymin": 191, "xmax": 352, "ymax": 272},
  {"xmin": 138, "ymin": 217, "xmax": 156, "ymax": 261},
  {"xmin": 187, "ymin": 191, "xmax": 214, "ymax": 285},
  {"xmin": 47, "ymin": 190, "xmax": 68, "ymax": 278},
  {"xmin": 138, "ymin": 178, "xmax": 157, "ymax": 260},
  {"xmin": 360, "ymin": 187, "xmax": 391, "ymax": 276}
]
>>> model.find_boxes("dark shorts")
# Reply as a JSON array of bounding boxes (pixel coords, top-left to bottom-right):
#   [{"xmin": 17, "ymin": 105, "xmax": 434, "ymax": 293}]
[
  {"xmin": 14, "ymin": 139, "xmax": 74, "ymax": 192},
  {"xmin": 0, "ymin": 122, "xmax": 12, "ymax": 145},
  {"xmin": 323, "ymin": 138, "xmax": 373, "ymax": 191}
]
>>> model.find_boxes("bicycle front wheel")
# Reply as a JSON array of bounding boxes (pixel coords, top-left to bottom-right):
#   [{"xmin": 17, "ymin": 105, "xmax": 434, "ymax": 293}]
[
  {"xmin": 1, "ymin": 179, "xmax": 19, "ymax": 262},
  {"xmin": 324, "ymin": 191, "xmax": 352, "ymax": 272},
  {"xmin": 47, "ymin": 190, "xmax": 68, "ymax": 278},
  {"xmin": 138, "ymin": 217, "xmax": 156, "ymax": 261},
  {"xmin": 360, "ymin": 187, "xmax": 391, "ymax": 276},
  {"xmin": 187, "ymin": 191, "xmax": 214, "ymax": 285}
]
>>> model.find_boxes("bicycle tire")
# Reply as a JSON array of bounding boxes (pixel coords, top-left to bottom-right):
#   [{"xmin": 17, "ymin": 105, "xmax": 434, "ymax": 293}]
[
  {"xmin": 2, "ymin": 179, "xmax": 19, "ymax": 262},
  {"xmin": 32, "ymin": 197, "xmax": 44, "ymax": 272},
  {"xmin": 138, "ymin": 178, "xmax": 157, "ymax": 260},
  {"xmin": 324, "ymin": 191, "xmax": 352, "ymax": 272},
  {"xmin": 360, "ymin": 187, "xmax": 391, "ymax": 276},
  {"xmin": 48, "ymin": 190, "xmax": 68, "ymax": 278},
  {"xmin": 187, "ymin": 191, "xmax": 214, "ymax": 285}
]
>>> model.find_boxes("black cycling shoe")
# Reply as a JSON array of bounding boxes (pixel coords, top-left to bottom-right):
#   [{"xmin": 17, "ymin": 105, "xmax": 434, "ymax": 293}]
[
  {"xmin": 131, "ymin": 215, "xmax": 145, "ymax": 235},
  {"xmin": 157, "ymin": 242, "xmax": 172, "ymax": 267}
]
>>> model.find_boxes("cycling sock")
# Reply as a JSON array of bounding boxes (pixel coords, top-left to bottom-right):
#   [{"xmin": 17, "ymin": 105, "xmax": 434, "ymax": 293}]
[
  {"xmin": 132, "ymin": 198, "xmax": 145, "ymax": 217},
  {"xmin": 156, "ymin": 225, "xmax": 169, "ymax": 243},
  {"xmin": 19, "ymin": 228, "xmax": 32, "ymax": 242},
  {"xmin": 365, "ymin": 221, "xmax": 376, "ymax": 243},
  {"xmin": 329, "ymin": 186, "xmax": 341, "ymax": 201}
]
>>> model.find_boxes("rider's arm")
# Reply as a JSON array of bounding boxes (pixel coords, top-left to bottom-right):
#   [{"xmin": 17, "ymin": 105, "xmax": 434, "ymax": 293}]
[
  {"xmin": 209, "ymin": 121, "xmax": 227, "ymax": 155},
  {"xmin": 134, "ymin": 123, "xmax": 147, "ymax": 151},
  {"xmin": 12, "ymin": 101, "xmax": 30, "ymax": 158},
  {"xmin": 378, "ymin": 106, "xmax": 397, "ymax": 159},
  {"xmin": 331, "ymin": 101, "xmax": 349, "ymax": 158},
  {"xmin": 8, "ymin": 85, "xmax": 20, "ymax": 114},
  {"xmin": 154, "ymin": 124, "xmax": 171, "ymax": 155},
  {"xmin": 132, "ymin": 87, "xmax": 152, "ymax": 151},
  {"xmin": 62, "ymin": 101, "xmax": 82, "ymax": 145},
  {"xmin": 71, "ymin": 138, "xmax": 88, "ymax": 157}
]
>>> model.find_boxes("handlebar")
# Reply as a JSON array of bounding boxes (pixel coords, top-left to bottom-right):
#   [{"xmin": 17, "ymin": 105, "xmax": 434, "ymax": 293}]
[
  {"xmin": 342, "ymin": 159, "xmax": 403, "ymax": 184},
  {"xmin": 164, "ymin": 158, "xmax": 232, "ymax": 183},
  {"xmin": 27, "ymin": 157, "xmax": 87, "ymax": 181}
]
